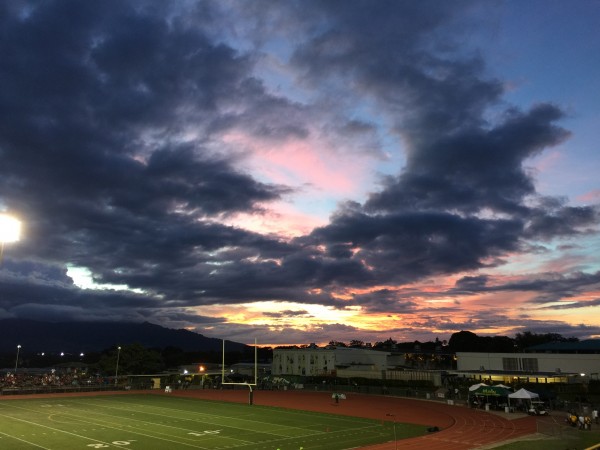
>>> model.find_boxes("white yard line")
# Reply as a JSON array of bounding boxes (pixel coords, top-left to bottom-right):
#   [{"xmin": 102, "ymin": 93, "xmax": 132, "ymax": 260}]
[
  {"xmin": 0, "ymin": 430, "xmax": 52, "ymax": 449},
  {"xmin": 0, "ymin": 396, "xmax": 382, "ymax": 449},
  {"xmin": 0, "ymin": 411, "xmax": 121, "ymax": 448},
  {"xmin": 0, "ymin": 401, "xmax": 243, "ymax": 448},
  {"xmin": 71, "ymin": 397, "xmax": 299, "ymax": 438}
]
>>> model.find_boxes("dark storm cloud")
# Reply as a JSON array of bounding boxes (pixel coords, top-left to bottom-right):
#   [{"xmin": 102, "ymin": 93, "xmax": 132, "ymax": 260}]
[
  {"xmin": 453, "ymin": 275, "xmax": 490, "ymax": 293},
  {"xmin": 307, "ymin": 209, "xmax": 523, "ymax": 284},
  {"xmin": 350, "ymin": 289, "xmax": 417, "ymax": 314},
  {"xmin": 153, "ymin": 311, "xmax": 227, "ymax": 325},
  {"xmin": 1, "ymin": 12, "xmax": 284, "ymax": 241},
  {"xmin": 365, "ymin": 104, "xmax": 571, "ymax": 215},
  {"xmin": 262, "ymin": 310, "xmax": 311, "ymax": 319},
  {"xmin": 290, "ymin": 0, "xmax": 501, "ymax": 137},
  {"xmin": 519, "ymin": 271, "xmax": 600, "ymax": 305},
  {"xmin": 0, "ymin": 276, "xmax": 162, "ymax": 321},
  {"xmin": 0, "ymin": 0, "xmax": 314, "ymax": 322},
  {"xmin": 450, "ymin": 271, "xmax": 600, "ymax": 307},
  {"xmin": 471, "ymin": 316, "xmax": 600, "ymax": 341},
  {"xmin": 289, "ymin": 0, "xmax": 597, "ymax": 289},
  {"xmin": 524, "ymin": 203, "xmax": 599, "ymax": 239},
  {"xmin": 540, "ymin": 298, "xmax": 600, "ymax": 310},
  {"xmin": 516, "ymin": 322, "xmax": 600, "ymax": 340},
  {"xmin": 0, "ymin": 0, "xmax": 598, "ymax": 341},
  {"xmin": 425, "ymin": 311, "xmax": 600, "ymax": 341}
]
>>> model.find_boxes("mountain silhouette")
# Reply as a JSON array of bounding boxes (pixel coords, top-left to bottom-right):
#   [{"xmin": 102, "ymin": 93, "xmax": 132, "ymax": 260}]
[{"xmin": 0, "ymin": 319, "xmax": 246, "ymax": 353}]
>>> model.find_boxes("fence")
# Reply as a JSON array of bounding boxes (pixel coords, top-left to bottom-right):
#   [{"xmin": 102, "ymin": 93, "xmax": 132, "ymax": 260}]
[
  {"xmin": 1, "ymin": 385, "xmax": 131, "ymax": 396},
  {"xmin": 537, "ymin": 418, "xmax": 579, "ymax": 440}
]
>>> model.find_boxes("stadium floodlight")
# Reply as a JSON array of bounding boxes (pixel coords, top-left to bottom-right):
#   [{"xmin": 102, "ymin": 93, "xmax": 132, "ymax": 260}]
[
  {"xmin": 14, "ymin": 345, "xmax": 21, "ymax": 373},
  {"xmin": 115, "ymin": 346, "xmax": 122, "ymax": 386},
  {"xmin": 0, "ymin": 214, "xmax": 21, "ymax": 264}
]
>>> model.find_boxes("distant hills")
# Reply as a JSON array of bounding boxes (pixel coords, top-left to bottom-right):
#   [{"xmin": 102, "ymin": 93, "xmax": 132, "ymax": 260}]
[{"xmin": 0, "ymin": 319, "xmax": 246, "ymax": 354}]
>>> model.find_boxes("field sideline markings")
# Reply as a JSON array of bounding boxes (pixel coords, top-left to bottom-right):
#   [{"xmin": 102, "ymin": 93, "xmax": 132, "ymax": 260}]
[
  {"xmin": 227, "ymin": 423, "xmax": 386, "ymax": 450},
  {"xmin": 75, "ymin": 395, "xmax": 382, "ymax": 443},
  {"xmin": 0, "ymin": 399, "xmax": 391, "ymax": 450},
  {"xmin": 0, "ymin": 411, "xmax": 125, "ymax": 448},
  {"xmin": 56, "ymin": 406, "xmax": 255, "ymax": 446},
  {"xmin": 117, "ymin": 395, "xmax": 368, "ymax": 431},
  {"xmin": 0, "ymin": 430, "xmax": 51, "ymax": 449},
  {"xmin": 163, "ymin": 394, "xmax": 375, "ymax": 427},
  {"xmin": 75, "ymin": 398, "xmax": 381, "ymax": 443},
  {"xmin": 2, "ymin": 400, "xmax": 251, "ymax": 448},
  {"xmin": 0, "ymin": 406, "xmax": 212, "ymax": 449},
  {"xmin": 71, "ymin": 397, "xmax": 308, "ymax": 438},
  {"xmin": 87, "ymin": 396, "xmax": 306, "ymax": 431}
]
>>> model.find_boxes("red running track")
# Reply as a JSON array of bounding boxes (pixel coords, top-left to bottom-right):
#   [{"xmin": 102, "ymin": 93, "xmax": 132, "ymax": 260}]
[{"xmin": 170, "ymin": 389, "xmax": 538, "ymax": 450}]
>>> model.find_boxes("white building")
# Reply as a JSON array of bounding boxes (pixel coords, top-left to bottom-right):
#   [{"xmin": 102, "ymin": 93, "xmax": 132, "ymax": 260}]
[
  {"xmin": 455, "ymin": 351, "xmax": 600, "ymax": 384},
  {"xmin": 272, "ymin": 346, "xmax": 389, "ymax": 379}
]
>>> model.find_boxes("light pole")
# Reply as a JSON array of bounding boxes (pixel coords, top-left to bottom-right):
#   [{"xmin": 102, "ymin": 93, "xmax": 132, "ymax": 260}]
[
  {"xmin": 0, "ymin": 214, "xmax": 21, "ymax": 264},
  {"xmin": 115, "ymin": 346, "xmax": 121, "ymax": 387},
  {"xmin": 14, "ymin": 344, "xmax": 21, "ymax": 374},
  {"xmin": 386, "ymin": 413, "xmax": 397, "ymax": 450}
]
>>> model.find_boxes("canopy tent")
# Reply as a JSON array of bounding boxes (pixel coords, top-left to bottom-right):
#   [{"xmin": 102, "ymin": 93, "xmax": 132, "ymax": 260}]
[
  {"xmin": 508, "ymin": 388, "xmax": 539, "ymax": 400},
  {"xmin": 472, "ymin": 385, "xmax": 512, "ymax": 397},
  {"xmin": 508, "ymin": 388, "xmax": 543, "ymax": 413},
  {"xmin": 469, "ymin": 384, "xmax": 511, "ymax": 410},
  {"xmin": 468, "ymin": 383, "xmax": 488, "ymax": 391}
]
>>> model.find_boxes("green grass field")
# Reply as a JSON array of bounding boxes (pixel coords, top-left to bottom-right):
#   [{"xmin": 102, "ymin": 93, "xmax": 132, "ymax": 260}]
[
  {"xmin": 491, "ymin": 430, "xmax": 600, "ymax": 450},
  {"xmin": 0, "ymin": 394, "xmax": 426, "ymax": 449}
]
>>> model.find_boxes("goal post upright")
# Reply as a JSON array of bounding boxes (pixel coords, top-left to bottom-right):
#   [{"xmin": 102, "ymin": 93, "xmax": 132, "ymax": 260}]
[
  {"xmin": 254, "ymin": 337, "xmax": 258, "ymax": 386},
  {"xmin": 221, "ymin": 338, "xmax": 258, "ymax": 405}
]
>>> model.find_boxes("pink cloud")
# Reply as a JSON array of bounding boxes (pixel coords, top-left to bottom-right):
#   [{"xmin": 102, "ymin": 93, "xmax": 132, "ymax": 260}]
[
  {"xmin": 222, "ymin": 130, "xmax": 374, "ymax": 198},
  {"xmin": 223, "ymin": 201, "xmax": 327, "ymax": 237},
  {"xmin": 531, "ymin": 149, "xmax": 563, "ymax": 172},
  {"xmin": 577, "ymin": 189, "xmax": 600, "ymax": 203}
]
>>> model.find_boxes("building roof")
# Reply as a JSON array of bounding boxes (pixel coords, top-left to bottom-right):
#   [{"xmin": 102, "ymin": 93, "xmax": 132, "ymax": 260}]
[
  {"xmin": 525, "ymin": 339, "xmax": 600, "ymax": 353},
  {"xmin": 274, "ymin": 346, "xmax": 387, "ymax": 355}
]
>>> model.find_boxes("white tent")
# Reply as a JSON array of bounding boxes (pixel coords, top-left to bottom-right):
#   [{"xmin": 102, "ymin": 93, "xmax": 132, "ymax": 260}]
[
  {"xmin": 468, "ymin": 383, "xmax": 488, "ymax": 391},
  {"xmin": 468, "ymin": 383, "xmax": 488, "ymax": 408},
  {"xmin": 508, "ymin": 388, "xmax": 541, "ymax": 413},
  {"xmin": 508, "ymin": 388, "xmax": 539, "ymax": 400}
]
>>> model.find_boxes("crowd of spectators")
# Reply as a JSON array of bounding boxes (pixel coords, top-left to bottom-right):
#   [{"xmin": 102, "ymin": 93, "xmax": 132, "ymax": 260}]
[{"xmin": 1, "ymin": 369, "xmax": 109, "ymax": 390}]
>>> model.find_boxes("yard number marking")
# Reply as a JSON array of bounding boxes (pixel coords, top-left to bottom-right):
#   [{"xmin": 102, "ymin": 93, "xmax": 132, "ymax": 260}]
[
  {"xmin": 188, "ymin": 430, "xmax": 221, "ymax": 437},
  {"xmin": 87, "ymin": 440, "xmax": 136, "ymax": 448}
]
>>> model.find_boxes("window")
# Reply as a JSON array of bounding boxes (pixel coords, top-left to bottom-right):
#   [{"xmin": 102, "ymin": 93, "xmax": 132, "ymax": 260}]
[
  {"xmin": 502, "ymin": 358, "xmax": 519, "ymax": 371},
  {"xmin": 522, "ymin": 358, "xmax": 538, "ymax": 372},
  {"xmin": 502, "ymin": 357, "xmax": 538, "ymax": 372}
]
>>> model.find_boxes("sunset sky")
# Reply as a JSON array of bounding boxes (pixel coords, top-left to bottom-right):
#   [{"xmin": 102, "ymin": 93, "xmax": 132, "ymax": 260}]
[{"xmin": 1, "ymin": 0, "xmax": 599, "ymax": 346}]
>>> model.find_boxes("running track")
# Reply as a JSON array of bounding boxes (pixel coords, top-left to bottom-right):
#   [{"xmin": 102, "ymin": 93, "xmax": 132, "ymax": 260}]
[{"xmin": 172, "ymin": 389, "xmax": 538, "ymax": 450}]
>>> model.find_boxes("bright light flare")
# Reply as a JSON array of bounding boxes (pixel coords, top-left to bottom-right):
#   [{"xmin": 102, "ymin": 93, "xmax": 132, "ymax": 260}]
[{"xmin": 0, "ymin": 214, "xmax": 21, "ymax": 243}]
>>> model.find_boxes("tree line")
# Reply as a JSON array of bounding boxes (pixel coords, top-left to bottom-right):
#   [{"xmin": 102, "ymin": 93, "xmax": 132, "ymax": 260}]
[
  {"xmin": 4, "ymin": 330, "xmax": 579, "ymax": 375},
  {"xmin": 277, "ymin": 330, "xmax": 579, "ymax": 354}
]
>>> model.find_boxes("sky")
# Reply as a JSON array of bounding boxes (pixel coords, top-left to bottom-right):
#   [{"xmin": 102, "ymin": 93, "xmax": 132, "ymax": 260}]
[{"xmin": 1, "ymin": 0, "xmax": 600, "ymax": 347}]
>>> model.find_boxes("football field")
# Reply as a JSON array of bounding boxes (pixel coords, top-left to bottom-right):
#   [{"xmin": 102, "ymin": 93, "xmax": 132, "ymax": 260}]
[{"xmin": 0, "ymin": 393, "xmax": 425, "ymax": 449}]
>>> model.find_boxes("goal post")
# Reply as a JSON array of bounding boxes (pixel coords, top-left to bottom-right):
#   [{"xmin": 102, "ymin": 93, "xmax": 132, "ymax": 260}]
[{"xmin": 221, "ymin": 338, "xmax": 258, "ymax": 404}]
